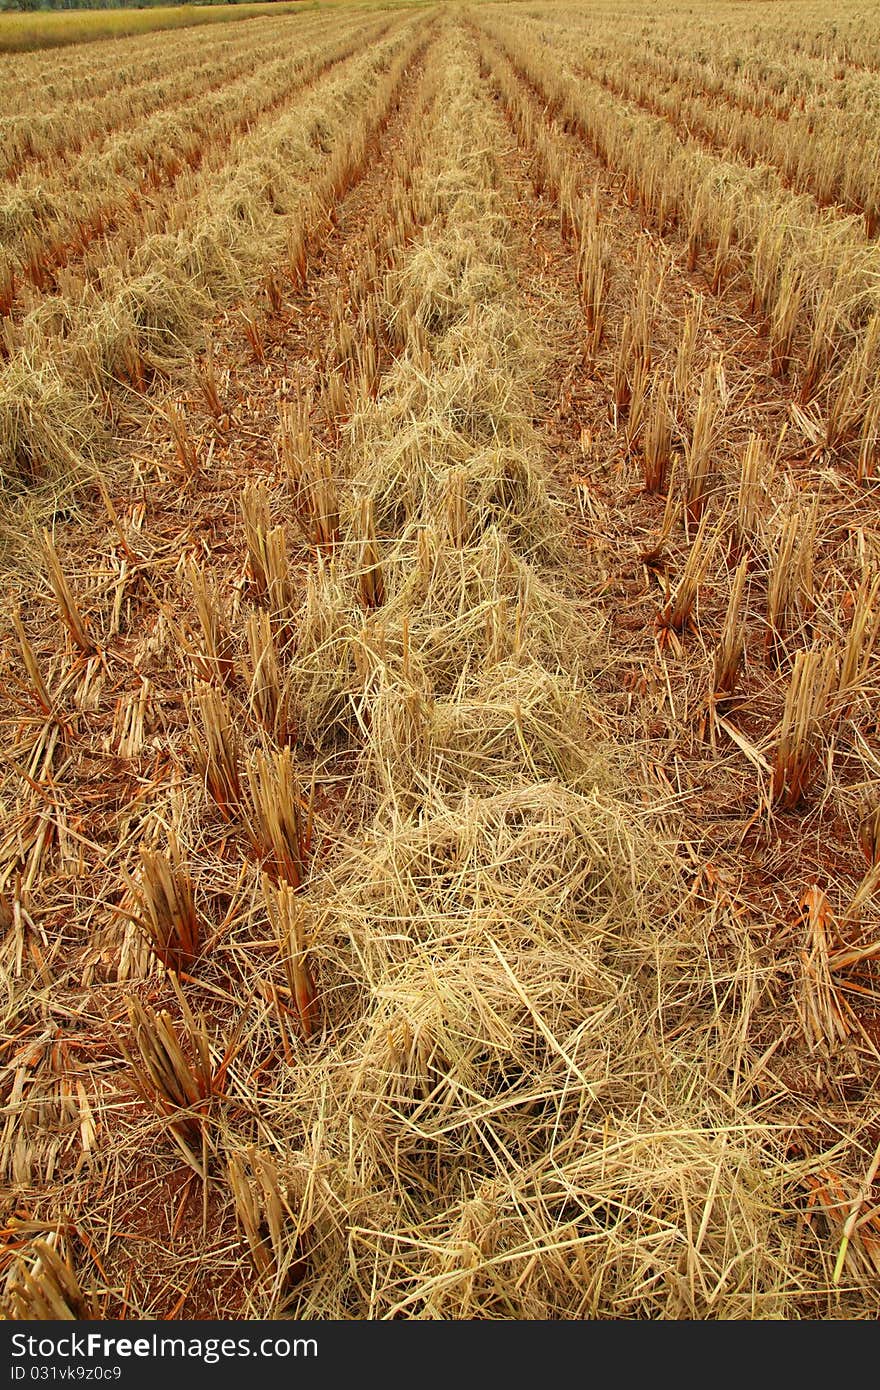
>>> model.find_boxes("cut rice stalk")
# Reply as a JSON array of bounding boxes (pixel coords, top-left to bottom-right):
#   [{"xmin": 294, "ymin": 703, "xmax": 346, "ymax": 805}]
[
  {"xmin": 771, "ymin": 647, "xmax": 835, "ymax": 809},
  {"xmin": 40, "ymin": 530, "xmax": 95, "ymax": 655},
  {"xmin": 245, "ymin": 747, "xmax": 313, "ymax": 888},
  {"xmin": 133, "ymin": 839, "xmax": 199, "ymax": 974},
  {"xmin": 263, "ymin": 875, "xmax": 319, "ymax": 1038},
  {"xmin": 190, "ymin": 682, "xmax": 242, "ymax": 821},
  {"xmin": 6, "ymin": 1235, "xmax": 93, "ymax": 1321}
]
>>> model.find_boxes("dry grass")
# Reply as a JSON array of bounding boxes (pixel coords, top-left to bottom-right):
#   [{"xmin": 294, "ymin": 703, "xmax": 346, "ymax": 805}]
[
  {"xmin": 131, "ymin": 841, "xmax": 200, "ymax": 974},
  {"xmin": 0, "ymin": 4, "xmax": 306, "ymax": 55},
  {"xmin": 0, "ymin": 10, "xmax": 419, "ymax": 515},
  {"xmin": 1, "ymin": 0, "xmax": 879, "ymax": 1327},
  {"xmin": 713, "ymin": 555, "xmax": 748, "ymax": 700},
  {"xmin": 771, "ymin": 646, "xmax": 835, "ymax": 809},
  {"xmin": 659, "ymin": 508, "xmax": 721, "ymax": 635},
  {"xmin": 4, "ymin": 1236, "xmax": 94, "ymax": 1320},
  {"xmin": 190, "ymin": 682, "xmax": 243, "ymax": 820}
]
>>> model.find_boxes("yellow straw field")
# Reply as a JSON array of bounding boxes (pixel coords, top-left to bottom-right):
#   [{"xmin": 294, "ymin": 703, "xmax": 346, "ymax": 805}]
[
  {"xmin": 0, "ymin": 4, "xmax": 317, "ymax": 54},
  {"xmin": 0, "ymin": 0, "xmax": 879, "ymax": 1320}
]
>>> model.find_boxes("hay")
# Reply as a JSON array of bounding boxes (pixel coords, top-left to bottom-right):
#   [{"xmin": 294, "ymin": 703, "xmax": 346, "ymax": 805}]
[
  {"xmin": 3, "ymin": 10, "xmax": 879, "ymax": 1325},
  {"xmin": 0, "ymin": 354, "xmax": 97, "ymax": 492},
  {"xmin": 351, "ymin": 433, "xmax": 564, "ymax": 562},
  {"xmin": 238, "ymin": 779, "xmax": 809, "ymax": 1319}
]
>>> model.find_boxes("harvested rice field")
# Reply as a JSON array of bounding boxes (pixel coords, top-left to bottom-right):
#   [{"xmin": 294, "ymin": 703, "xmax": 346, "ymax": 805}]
[
  {"xmin": 1, "ymin": 0, "xmax": 879, "ymax": 1321},
  {"xmin": 0, "ymin": 5, "xmax": 307, "ymax": 56}
]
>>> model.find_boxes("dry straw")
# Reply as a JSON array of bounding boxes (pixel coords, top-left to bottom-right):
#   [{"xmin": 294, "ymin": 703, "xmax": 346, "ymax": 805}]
[
  {"xmin": 188, "ymin": 558, "xmax": 235, "ymax": 686},
  {"xmin": 244, "ymin": 747, "xmax": 313, "ymax": 888},
  {"xmin": 190, "ymin": 682, "xmax": 242, "ymax": 820},
  {"xmin": 684, "ymin": 365, "xmax": 719, "ymax": 525},
  {"xmin": 6, "ymin": 1236, "xmax": 93, "ymax": 1321},
  {"xmin": 5, "ymin": 11, "xmax": 880, "ymax": 1325},
  {"xmin": 713, "ymin": 556, "xmax": 748, "ymax": 700},
  {"xmin": 123, "ymin": 992, "xmax": 214, "ymax": 1177},
  {"xmin": 771, "ymin": 646, "xmax": 835, "ymax": 809},
  {"xmin": 642, "ymin": 377, "xmax": 672, "ymax": 493},
  {"xmin": 227, "ymin": 1148, "xmax": 293, "ymax": 1284},
  {"xmin": 263, "ymin": 875, "xmax": 319, "ymax": 1038},
  {"xmin": 40, "ymin": 530, "xmax": 95, "ymax": 654},
  {"xmin": 132, "ymin": 840, "xmax": 199, "ymax": 974},
  {"xmin": 659, "ymin": 508, "xmax": 720, "ymax": 634}
]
